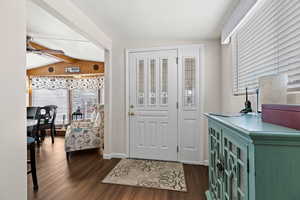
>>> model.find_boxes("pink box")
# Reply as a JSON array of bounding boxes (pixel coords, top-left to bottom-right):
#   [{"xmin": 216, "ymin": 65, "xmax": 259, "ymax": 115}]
[{"xmin": 262, "ymin": 104, "xmax": 300, "ymax": 130}]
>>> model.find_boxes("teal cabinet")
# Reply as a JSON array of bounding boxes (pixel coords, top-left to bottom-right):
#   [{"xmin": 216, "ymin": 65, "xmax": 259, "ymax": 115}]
[
  {"xmin": 208, "ymin": 123, "xmax": 223, "ymax": 200},
  {"xmin": 205, "ymin": 114, "xmax": 300, "ymax": 200}
]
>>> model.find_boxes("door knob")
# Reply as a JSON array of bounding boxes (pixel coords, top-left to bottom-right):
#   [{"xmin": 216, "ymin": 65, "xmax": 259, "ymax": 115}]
[{"xmin": 128, "ymin": 112, "xmax": 135, "ymax": 116}]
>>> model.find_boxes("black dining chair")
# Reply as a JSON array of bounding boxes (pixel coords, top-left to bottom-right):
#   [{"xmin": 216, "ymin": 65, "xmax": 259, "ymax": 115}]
[
  {"xmin": 27, "ymin": 136, "xmax": 38, "ymax": 190},
  {"xmin": 27, "ymin": 107, "xmax": 41, "ymax": 144},
  {"xmin": 27, "ymin": 107, "xmax": 40, "ymax": 119},
  {"xmin": 39, "ymin": 105, "xmax": 57, "ymax": 144}
]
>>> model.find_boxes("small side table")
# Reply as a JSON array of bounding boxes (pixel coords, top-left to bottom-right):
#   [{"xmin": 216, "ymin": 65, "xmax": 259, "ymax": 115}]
[{"xmin": 72, "ymin": 112, "xmax": 83, "ymax": 120}]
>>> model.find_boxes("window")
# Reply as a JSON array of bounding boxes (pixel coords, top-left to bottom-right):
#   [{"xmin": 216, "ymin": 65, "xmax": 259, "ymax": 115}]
[
  {"xmin": 71, "ymin": 89, "xmax": 99, "ymax": 119},
  {"xmin": 32, "ymin": 89, "xmax": 69, "ymax": 124},
  {"xmin": 30, "ymin": 76, "xmax": 104, "ymax": 123},
  {"xmin": 233, "ymin": 0, "xmax": 300, "ymax": 94}
]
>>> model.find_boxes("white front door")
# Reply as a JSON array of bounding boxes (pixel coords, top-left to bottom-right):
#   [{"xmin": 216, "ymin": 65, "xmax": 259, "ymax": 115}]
[
  {"xmin": 129, "ymin": 50, "xmax": 178, "ymax": 161},
  {"xmin": 178, "ymin": 47, "xmax": 202, "ymax": 163}
]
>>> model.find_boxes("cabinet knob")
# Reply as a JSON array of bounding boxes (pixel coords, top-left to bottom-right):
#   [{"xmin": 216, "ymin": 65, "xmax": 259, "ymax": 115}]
[{"xmin": 216, "ymin": 162, "xmax": 224, "ymax": 172}]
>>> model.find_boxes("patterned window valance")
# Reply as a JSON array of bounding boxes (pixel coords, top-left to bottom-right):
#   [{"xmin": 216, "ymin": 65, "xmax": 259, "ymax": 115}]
[{"xmin": 31, "ymin": 76, "xmax": 104, "ymax": 90}]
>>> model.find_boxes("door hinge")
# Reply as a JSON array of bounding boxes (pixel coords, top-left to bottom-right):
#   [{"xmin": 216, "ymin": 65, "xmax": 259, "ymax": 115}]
[
  {"xmin": 177, "ymin": 145, "xmax": 179, "ymax": 153},
  {"xmin": 176, "ymin": 102, "xmax": 179, "ymax": 109},
  {"xmin": 247, "ymin": 159, "xmax": 250, "ymax": 173},
  {"xmin": 176, "ymin": 57, "xmax": 179, "ymax": 64}
]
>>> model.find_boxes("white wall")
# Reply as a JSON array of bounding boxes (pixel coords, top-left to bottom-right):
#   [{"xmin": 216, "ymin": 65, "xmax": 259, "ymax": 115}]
[
  {"xmin": 221, "ymin": 44, "xmax": 245, "ymax": 112},
  {"xmin": 0, "ymin": 0, "xmax": 26, "ymax": 199},
  {"xmin": 109, "ymin": 39, "xmax": 222, "ymax": 161},
  {"xmin": 221, "ymin": 43, "xmax": 300, "ymax": 113}
]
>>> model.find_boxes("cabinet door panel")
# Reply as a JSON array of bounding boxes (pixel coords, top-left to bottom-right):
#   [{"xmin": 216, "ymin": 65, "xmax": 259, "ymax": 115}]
[
  {"xmin": 208, "ymin": 125, "xmax": 223, "ymax": 200},
  {"xmin": 222, "ymin": 129, "xmax": 249, "ymax": 200}
]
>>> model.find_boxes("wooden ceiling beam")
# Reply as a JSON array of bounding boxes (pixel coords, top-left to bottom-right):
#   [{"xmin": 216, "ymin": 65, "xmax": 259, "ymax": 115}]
[
  {"xmin": 29, "ymin": 41, "xmax": 78, "ymax": 63},
  {"xmin": 26, "ymin": 60, "xmax": 104, "ymax": 76}
]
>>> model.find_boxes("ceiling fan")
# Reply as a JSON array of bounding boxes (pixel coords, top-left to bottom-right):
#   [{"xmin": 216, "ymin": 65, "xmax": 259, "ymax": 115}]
[{"xmin": 26, "ymin": 35, "xmax": 65, "ymax": 55}]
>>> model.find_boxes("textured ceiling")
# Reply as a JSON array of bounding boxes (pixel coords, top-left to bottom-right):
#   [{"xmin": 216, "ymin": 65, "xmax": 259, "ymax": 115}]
[{"xmin": 71, "ymin": 0, "xmax": 239, "ymax": 40}]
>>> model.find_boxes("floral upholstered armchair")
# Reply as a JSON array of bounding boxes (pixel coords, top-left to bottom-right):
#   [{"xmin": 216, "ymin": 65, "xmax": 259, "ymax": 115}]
[{"xmin": 65, "ymin": 104, "xmax": 104, "ymax": 160}]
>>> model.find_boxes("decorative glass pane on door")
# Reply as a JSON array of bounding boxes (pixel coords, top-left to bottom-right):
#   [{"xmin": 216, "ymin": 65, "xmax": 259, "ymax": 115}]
[
  {"xmin": 149, "ymin": 59, "xmax": 156, "ymax": 105},
  {"xmin": 137, "ymin": 60, "xmax": 145, "ymax": 105},
  {"xmin": 160, "ymin": 59, "xmax": 168, "ymax": 105},
  {"xmin": 184, "ymin": 57, "xmax": 196, "ymax": 106}
]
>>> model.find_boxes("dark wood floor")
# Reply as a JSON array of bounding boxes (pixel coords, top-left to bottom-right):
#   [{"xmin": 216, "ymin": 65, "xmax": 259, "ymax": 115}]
[{"xmin": 28, "ymin": 137, "xmax": 208, "ymax": 200}]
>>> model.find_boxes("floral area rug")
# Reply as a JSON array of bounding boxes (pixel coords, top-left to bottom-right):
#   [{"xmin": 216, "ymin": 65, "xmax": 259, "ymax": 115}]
[{"xmin": 102, "ymin": 159, "xmax": 187, "ymax": 192}]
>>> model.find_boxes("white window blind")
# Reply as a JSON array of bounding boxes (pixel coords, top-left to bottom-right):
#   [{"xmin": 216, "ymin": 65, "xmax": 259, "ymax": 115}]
[
  {"xmin": 233, "ymin": 0, "xmax": 300, "ymax": 94},
  {"xmin": 32, "ymin": 89, "xmax": 69, "ymax": 124}
]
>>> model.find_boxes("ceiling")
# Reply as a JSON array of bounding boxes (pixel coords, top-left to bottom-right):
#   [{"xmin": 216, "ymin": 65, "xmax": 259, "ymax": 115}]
[
  {"xmin": 71, "ymin": 0, "xmax": 239, "ymax": 41},
  {"xmin": 26, "ymin": 53, "xmax": 60, "ymax": 69},
  {"xmin": 26, "ymin": 1, "xmax": 104, "ymax": 69},
  {"xmin": 26, "ymin": 0, "xmax": 238, "ymax": 69}
]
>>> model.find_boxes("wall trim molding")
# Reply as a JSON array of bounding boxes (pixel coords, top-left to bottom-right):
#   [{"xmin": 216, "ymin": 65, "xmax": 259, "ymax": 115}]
[
  {"xmin": 103, "ymin": 153, "xmax": 128, "ymax": 159},
  {"xmin": 103, "ymin": 153, "xmax": 111, "ymax": 159},
  {"xmin": 181, "ymin": 160, "xmax": 209, "ymax": 166},
  {"xmin": 200, "ymin": 160, "xmax": 209, "ymax": 166}
]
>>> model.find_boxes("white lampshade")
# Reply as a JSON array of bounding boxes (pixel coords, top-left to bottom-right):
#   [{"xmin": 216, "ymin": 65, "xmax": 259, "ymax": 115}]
[{"xmin": 259, "ymin": 74, "xmax": 288, "ymax": 105}]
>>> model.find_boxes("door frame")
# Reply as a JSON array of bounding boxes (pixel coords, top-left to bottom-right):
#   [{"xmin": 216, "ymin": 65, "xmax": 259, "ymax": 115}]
[{"xmin": 125, "ymin": 44, "xmax": 205, "ymax": 163}]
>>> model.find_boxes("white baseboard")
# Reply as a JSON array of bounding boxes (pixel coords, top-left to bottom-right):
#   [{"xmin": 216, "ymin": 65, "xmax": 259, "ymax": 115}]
[
  {"xmin": 200, "ymin": 160, "xmax": 209, "ymax": 166},
  {"xmin": 181, "ymin": 160, "xmax": 209, "ymax": 166},
  {"xmin": 103, "ymin": 153, "xmax": 128, "ymax": 159},
  {"xmin": 111, "ymin": 153, "xmax": 128, "ymax": 158},
  {"xmin": 103, "ymin": 153, "xmax": 111, "ymax": 159}
]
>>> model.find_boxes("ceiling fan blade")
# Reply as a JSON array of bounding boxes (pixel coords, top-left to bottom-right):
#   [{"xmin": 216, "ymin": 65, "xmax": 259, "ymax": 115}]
[
  {"xmin": 39, "ymin": 49, "xmax": 65, "ymax": 55},
  {"xmin": 26, "ymin": 35, "xmax": 65, "ymax": 55}
]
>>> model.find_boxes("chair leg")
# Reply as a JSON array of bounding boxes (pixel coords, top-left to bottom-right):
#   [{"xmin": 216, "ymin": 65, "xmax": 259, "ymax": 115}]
[
  {"xmin": 34, "ymin": 131, "xmax": 40, "ymax": 147},
  {"xmin": 41, "ymin": 130, "xmax": 46, "ymax": 141},
  {"xmin": 51, "ymin": 128, "xmax": 54, "ymax": 144},
  {"xmin": 66, "ymin": 152, "xmax": 70, "ymax": 161},
  {"xmin": 30, "ymin": 143, "xmax": 38, "ymax": 190},
  {"xmin": 54, "ymin": 125, "xmax": 57, "ymax": 136}
]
